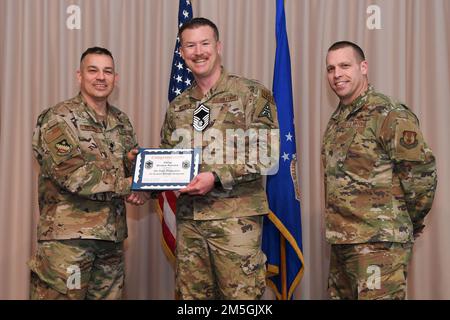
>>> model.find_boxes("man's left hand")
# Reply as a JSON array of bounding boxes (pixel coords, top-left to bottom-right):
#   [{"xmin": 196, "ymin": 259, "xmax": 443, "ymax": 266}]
[{"xmin": 179, "ymin": 172, "xmax": 215, "ymax": 196}]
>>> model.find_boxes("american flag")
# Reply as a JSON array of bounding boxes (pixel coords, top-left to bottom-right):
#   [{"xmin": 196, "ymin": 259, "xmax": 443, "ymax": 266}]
[
  {"xmin": 168, "ymin": 0, "xmax": 193, "ymax": 102},
  {"xmin": 158, "ymin": 0, "xmax": 194, "ymax": 263}
]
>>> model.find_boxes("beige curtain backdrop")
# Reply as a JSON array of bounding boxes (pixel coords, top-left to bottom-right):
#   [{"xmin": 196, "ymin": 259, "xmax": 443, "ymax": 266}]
[{"xmin": 0, "ymin": 0, "xmax": 448, "ymax": 299}]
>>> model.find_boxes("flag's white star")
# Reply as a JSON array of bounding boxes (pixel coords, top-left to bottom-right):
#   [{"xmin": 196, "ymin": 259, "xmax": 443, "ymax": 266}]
[
  {"xmin": 175, "ymin": 88, "xmax": 181, "ymax": 96},
  {"xmin": 282, "ymin": 152, "xmax": 290, "ymax": 161},
  {"xmin": 176, "ymin": 75, "xmax": 183, "ymax": 83},
  {"xmin": 176, "ymin": 62, "xmax": 184, "ymax": 70},
  {"xmin": 182, "ymin": 10, "xmax": 189, "ymax": 18},
  {"xmin": 186, "ymin": 0, "xmax": 191, "ymax": 5},
  {"xmin": 185, "ymin": 78, "xmax": 191, "ymax": 86},
  {"xmin": 286, "ymin": 132, "xmax": 293, "ymax": 141}
]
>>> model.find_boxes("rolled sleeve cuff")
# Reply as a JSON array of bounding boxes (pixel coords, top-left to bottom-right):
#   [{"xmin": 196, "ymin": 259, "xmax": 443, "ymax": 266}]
[
  {"xmin": 114, "ymin": 174, "xmax": 131, "ymax": 196},
  {"xmin": 201, "ymin": 164, "xmax": 235, "ymax": 191}
]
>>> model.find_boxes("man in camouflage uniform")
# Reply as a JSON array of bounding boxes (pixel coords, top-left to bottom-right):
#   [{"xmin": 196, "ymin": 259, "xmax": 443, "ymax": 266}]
[
  {"xmin": 161, "ymin": 18, "xmax": 279, "ymax": 299},
  {"xmin": 322, "ymin": 41, "xmax": 437, "ymax": 299},
  {"xmin": 30, "ymin": 47, "xmax": 146, "ymax": 299}
]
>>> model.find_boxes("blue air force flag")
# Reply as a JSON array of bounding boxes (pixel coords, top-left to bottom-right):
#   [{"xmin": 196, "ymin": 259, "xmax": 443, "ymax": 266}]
[{"xmin": 262, "ymin": 0, "xmax": 305, "ymax": 300}]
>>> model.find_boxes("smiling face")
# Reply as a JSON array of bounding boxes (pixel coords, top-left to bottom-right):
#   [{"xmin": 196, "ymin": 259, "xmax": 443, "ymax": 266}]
[
  {"xmin": 77, "ymin": 53, "xmax": 117, "ymax": 105},
  {"xmin": 179, "ymin": 25, "xmax": 222, "ymax": 81},
  {"xmin": 326, "ymin": 46, "xmax": 368, "ymax": 105}
]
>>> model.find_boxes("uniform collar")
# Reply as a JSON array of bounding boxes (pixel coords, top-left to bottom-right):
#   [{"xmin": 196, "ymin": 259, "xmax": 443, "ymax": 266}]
[
  {"xmin": 331, "ymin": 84, "xmax": 374, "ymax": 121},
  {"xmin": 77, "ymin": 93, "xmax": 121, "ymax": 129},
  {"xmin": 188, "ymin": 67, "xmax": 228, "ymax": 102}
]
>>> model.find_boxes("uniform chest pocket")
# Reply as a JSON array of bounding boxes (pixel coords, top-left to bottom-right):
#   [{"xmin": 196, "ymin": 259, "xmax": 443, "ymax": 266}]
[
  {"xmin": 111, "ymin": 128, "xmax": 134, "ymax": 157},
  {"xmin": 77, "ymin": 127, "xmax": 106, "ymax": 160},
  {"xmin": 343, "ymin": 132, "xmax": 377, "ymax": 179},
  {"xmin": 324, "ymin": 127, "xmax": 356, "ymax": 173},
  {"xmin": 223, "ymin": 111, "xmax": 245, "ymax": 126},
  {"xmin": 118, "ymin": 128, "xmax": 133, "ymax": 147},
  {"xmin": 216, "ymin": 102, "xmax": 246, "ymax": 130}
]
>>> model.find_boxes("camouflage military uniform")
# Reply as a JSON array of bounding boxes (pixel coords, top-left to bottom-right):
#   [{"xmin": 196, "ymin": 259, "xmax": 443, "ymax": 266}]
[
  {"xmin": 328, "ymin": 242, "xmax": 412, "ymax": 299},
  {"xmin": 161, "ymin": 68, "xmax": 279, "ymax": 299},
  {"xmin": 30, "ymin": 93, "xmax": 138, "ymax": 299},
  {"xmin": 322, "ymin": 85, "xmax": 437, "ymax": 299}
]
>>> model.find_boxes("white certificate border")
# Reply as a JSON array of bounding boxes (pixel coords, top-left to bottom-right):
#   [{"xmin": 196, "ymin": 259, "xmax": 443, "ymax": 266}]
[{"xmin": 132, "ymin": 148, "xmax": 199, "ymax": 190}]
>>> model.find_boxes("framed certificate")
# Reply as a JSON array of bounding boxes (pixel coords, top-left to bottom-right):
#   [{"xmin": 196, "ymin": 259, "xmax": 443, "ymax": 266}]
[{"xmin": 131, "ymin": 148, "xmax": 200, "ymax": 190}]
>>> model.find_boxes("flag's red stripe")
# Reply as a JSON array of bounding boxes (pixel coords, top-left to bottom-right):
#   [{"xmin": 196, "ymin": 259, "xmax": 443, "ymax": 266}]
[{"xmin": 165, "ymin": 191, "xmax": 178, "ymax": 213}]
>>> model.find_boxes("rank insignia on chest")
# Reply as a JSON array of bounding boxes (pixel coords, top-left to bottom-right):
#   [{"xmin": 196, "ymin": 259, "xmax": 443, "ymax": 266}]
[{"xmin": 193, "ymin": 104, "xmax": 210, "ymax": 131}]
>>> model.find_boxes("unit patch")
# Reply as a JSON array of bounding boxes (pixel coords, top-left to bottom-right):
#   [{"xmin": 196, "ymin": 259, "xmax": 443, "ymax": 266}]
[
  {"xmin": 55, "ymin": 139, "xmax": 72, "ymax": 155},
  {"xmin": 400, "ymin": 130, "xmax": 418, "ymax": 149}
]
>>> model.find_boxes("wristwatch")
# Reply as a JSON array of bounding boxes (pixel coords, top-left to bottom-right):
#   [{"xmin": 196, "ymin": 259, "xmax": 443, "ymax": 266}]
[{"xmin": 212, "ymin": 172, "xmax": 222, "ymax": 188}]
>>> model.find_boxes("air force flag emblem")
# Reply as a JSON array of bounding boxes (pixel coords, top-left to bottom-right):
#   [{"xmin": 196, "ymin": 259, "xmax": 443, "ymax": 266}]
[{"xmin": 193, "ymin": 104, "xmax": 210, "ymax": 131}]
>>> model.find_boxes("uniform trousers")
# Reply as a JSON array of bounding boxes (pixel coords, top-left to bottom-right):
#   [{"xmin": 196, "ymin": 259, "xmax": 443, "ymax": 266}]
[
  {"xmin": 328, "ymin": 242, "xmax": 412, "ymax": 300},
  {"xmin": 176, "ymin": 216, "xmax": 267, "ymax": 300},
  {"xmin": 29, "ymin": 239, "xmax": 124, "ymax": 300}
]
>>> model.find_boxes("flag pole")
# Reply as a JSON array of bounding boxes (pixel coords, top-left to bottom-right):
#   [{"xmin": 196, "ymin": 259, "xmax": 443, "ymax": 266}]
[{"xmin": 280, "ymin": 236, "xmax": 287, "ymax": 299}]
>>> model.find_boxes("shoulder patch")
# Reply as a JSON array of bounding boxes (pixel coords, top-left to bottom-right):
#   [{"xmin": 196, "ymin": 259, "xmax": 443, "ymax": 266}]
[
  {"xmin": 54, "ymin": 139, "xmax": 73, "ymax": 155},
  {"xmin": 400, "ymin": 130, "xmax": 418, "ymax": 149},
  {"xmin": 43, "ymin": 121, "xmax": 81, "ymax": 165},
  {"xmin": 393, "ymin": 118, "xmax": 425, "ymax": 161}
]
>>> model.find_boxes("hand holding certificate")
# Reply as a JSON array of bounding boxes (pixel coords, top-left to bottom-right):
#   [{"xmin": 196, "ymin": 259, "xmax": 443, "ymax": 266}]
[{"xmin": 131, "ymin": 148, "xmax": 200, "ymax": 190}]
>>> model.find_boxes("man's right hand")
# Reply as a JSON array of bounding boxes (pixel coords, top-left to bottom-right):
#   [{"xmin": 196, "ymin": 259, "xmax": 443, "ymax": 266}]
[{"xmin": 127, "ymin": 148, "xmax": 139, "ymax": 162}]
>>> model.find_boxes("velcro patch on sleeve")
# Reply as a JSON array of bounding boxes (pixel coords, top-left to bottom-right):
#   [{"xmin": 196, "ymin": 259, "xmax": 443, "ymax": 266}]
[
  {"xmin": 44, "ymin": 124, "xmax": 64, "ymax": 144},
  {"xmin": 45, "ymin": 123, "xmax": 80, "ymax": 165},
  {"xmin": 393, "ymin": 119, "xmax": 425, "ymax": 162}
]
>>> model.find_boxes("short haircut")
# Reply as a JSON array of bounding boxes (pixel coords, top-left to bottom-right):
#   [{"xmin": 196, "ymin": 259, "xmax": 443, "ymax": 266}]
[
  {"xmin": 328, "ymin": 41, "xmax": 366, "ymax": 62},
  {"xmin": 178, "ymin": 17, "xmax": 219, "ymax": 43},
  {"xmin": 80, "ymin": 46, "xmax": 114, "ymax": 64}
]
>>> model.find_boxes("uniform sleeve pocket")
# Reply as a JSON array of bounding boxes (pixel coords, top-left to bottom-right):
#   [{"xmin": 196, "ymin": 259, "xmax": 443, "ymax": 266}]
[{"xmin": 392, "ymin": 119, "xmax": 426, "ymax": 162}]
